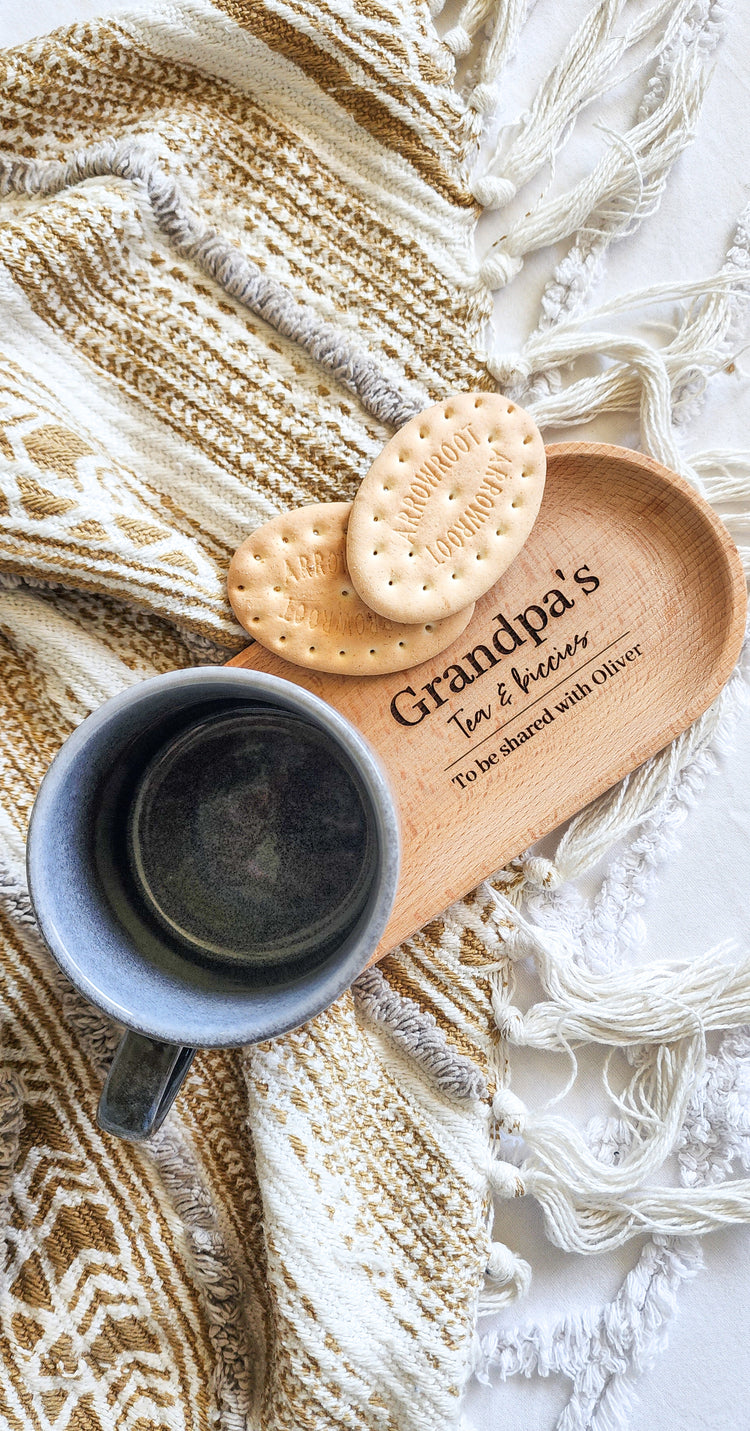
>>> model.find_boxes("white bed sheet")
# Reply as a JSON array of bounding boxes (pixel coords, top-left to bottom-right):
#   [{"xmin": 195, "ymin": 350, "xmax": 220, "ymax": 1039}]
[{"xmin": 1, "ymin": 1, "xmax": 748, "ymax": 1425}]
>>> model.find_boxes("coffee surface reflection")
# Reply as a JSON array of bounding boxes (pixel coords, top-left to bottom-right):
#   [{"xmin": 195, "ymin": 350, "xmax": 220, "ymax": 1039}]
[{"xmin": 127, "ymin": 710, "xmax": 372, "ymax": 968}]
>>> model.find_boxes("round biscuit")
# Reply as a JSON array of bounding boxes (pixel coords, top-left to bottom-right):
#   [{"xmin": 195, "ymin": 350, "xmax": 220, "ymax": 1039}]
[
  {"xmin": 346, "ymin": 393, "xmax": 546, "ymax": 622},
  {"xmin": 227, "ymin": 502, "xmax": 475, "ymax": 675}
]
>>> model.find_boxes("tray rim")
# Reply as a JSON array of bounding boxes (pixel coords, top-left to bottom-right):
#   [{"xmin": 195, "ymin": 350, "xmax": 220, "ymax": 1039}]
[
  {"xmin": 227, "ymin": 439, "xmax": 748, "ymax": 958},
  {"xmin": 540, "ymin": 441, "xmax": 748, "ymax": 719}
]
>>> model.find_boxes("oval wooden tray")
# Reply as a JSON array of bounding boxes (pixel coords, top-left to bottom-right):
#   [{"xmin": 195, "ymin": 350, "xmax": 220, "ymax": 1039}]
[{"xmin": 230, "ymin": 443, "xmax": 747, "ymax": 963}]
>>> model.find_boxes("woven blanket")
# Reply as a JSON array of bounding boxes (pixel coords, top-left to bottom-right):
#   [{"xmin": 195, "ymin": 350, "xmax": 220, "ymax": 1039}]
[{"xmin": 1, "ymin": 3, "xmax": 750, "ymax": 1429}]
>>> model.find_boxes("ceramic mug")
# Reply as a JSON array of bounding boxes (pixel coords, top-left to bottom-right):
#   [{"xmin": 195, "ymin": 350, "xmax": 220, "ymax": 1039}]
[{"xmin": 26, "ymin": 668, "xmax": 400, "ymax": 1141}]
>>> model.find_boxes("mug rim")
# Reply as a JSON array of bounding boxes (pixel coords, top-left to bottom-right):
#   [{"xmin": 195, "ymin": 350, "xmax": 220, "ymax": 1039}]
[{"xmin": 26, "ymin": 666, "xmax": 400, "ymax": 1046}]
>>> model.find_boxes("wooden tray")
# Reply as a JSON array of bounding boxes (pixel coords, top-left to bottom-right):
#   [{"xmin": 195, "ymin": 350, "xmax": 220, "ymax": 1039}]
[{"xmin": 229, "ymin": 443, "xmax": 747, "ymax": 962}]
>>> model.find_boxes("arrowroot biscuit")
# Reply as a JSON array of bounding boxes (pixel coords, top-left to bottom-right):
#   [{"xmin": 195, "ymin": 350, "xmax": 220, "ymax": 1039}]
[
  {"xmin": 346, "ymin": 393, "xmax": 546, "ymax": 623},
  {"xmin": 227, "ymin": 502, "xmax": 475, "ymax": 675}
]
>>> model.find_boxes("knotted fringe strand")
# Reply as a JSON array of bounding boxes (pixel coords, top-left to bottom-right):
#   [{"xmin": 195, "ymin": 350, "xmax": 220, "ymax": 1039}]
[
  {"xmin": 692, "ymin": 453, "xmax": 750, "ymax": 572},
  {"xmin": 492, "ymin": 895, "xmax": 750, "ymax": 1049},
  {"xmin": 473, "ymin": 647, "xmax": 749, "ymax": 1310},
  {"xmin": 468, "ymin": 0, "xmax": 536, "ymax": 116},
  {"xmin": 525, "ymin": 1162, "xmax": 750, "ymax": 1252},
  {"xmin": 486, "ymin": 208, "xmax": 750, "ymax": 498},
  {"xmin": 493, "ymin": 1036, "xmax": 706, "ymax": 1196},
  {"xmin": 483, "ymin": 891, "xmax": 750, "ymax": 1252},
  {"xmin": 443, "ymin": 0, "xmax": 497, "ymax": 57},
  {"xmin": 0, "ymin": 142, "xmax": 425, "ymax": 431},
  {"xmin": 471, "ymin": 1234, "xmax": 703, "ymax": 1431},
  {"xmin": 478, "ymin": 1237, "xmax": 532, "ymax": 1312},
  {"xmin": 525, "ymin": 258, "xmax": 750, "ymax": 417},
  {"xmin": 480, "ymin": 36, "xmax": 711, "ymax": 291},
  {"xmin": 534, "ymin": 670, "xmax": 736, "ymax": 887},
  {"xmin": 487, "ymin": 631, "xmax": 749, "ymax": 984},
  {"xmin": 444, "ymin": 0, "xmax": 536, "ymax": 116},
  {"xmin": 472, "ymin": 0, "xmax": 690, "ymax": 208},
  {"xmin": 472, "ymin": 1234, "xmax": 702, "ymax": 1379},
  {"xmin": 480, "ymin": 0, "xmax": 721, "ymax": 293},
  {"xmin": 527, "ymin": 0, "xmax": 728, "ymax": 331},
  {"xmin": 475, "ymin": 1030, "xmax": 749, "ymax": 1414}
]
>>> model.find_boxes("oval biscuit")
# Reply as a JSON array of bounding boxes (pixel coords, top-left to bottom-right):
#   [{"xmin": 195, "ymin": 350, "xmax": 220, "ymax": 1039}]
[
  {"xmin": 346, "ymin": 393, "xmax": 546, "ymax": 622},
  {"xmin": 227, "ymin": 503, "xmax": 475, "ymax": 675}
]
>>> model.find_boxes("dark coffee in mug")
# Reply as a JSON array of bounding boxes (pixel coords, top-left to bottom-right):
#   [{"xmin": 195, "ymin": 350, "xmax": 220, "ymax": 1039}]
[
  {"xmin": 94, "ymin": 702, "xmax": 375, "ymax": 982},
  {"xmin": 126, "ymin": 710, "xmax": 373, "ymax": 969},
  {"xmin": 29, "ymin": 667, "xmax": 399, "ymax": 1138}
]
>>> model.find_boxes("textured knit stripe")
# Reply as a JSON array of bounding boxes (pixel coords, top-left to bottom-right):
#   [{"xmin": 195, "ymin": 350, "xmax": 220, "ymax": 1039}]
[
  {"xmin": 212, "ymin": 0, "xmax": 478, "ymax": 205},
  {"xmin": 0, "ymin": 1, "xmax": 493, "ymax": 642},
  {"xmin": 0, "ymin": 4, "xmax": 499, "ymax": 1427}
]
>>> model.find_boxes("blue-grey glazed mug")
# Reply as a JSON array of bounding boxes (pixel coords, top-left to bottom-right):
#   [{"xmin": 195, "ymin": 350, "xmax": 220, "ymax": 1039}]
[{"xmin": 26, "ymin": 668, "xmax": 400, "ymax": 1141}]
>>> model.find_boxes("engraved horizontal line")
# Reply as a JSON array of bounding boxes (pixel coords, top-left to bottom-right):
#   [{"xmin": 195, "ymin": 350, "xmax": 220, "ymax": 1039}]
[{"xmin": 443, "ymin": 630, "xmax": 632, "ymax": 771}]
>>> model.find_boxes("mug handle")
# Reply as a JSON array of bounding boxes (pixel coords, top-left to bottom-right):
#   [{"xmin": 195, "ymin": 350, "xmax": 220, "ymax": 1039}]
[{"xmin": 97, "ymin": 1032, "xmax": 196, "ymax": 1141}]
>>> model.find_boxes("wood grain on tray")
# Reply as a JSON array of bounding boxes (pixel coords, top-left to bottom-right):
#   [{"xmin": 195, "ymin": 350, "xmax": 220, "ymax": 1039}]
[{"xmin": 229, "ymin": 444, "xmax": 747, "ymax": 962}]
